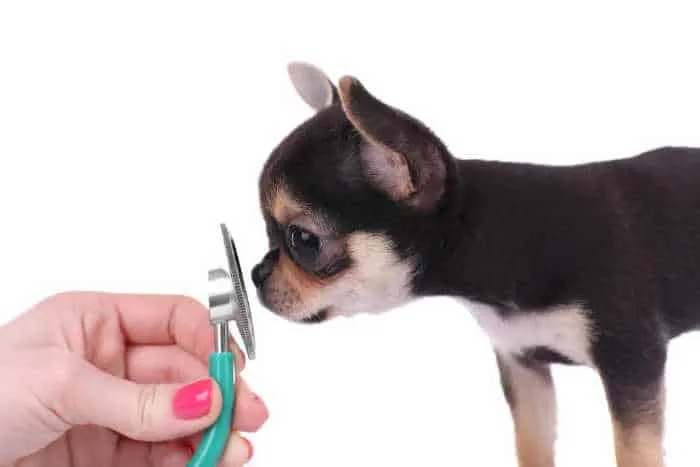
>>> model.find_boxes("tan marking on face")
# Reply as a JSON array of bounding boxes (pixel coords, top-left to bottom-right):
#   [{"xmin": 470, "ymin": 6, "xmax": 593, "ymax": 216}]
[
  {"xmin": 270, "ymin": 185, "xmax": 304, "ymax": 224},
  {"xmin": 278, "ymin": 251, "xmax": 325, "ymax": 295},
  {"xmin": 261, "ymin": 231, "xmax": 415, "ymax": 321},
  {"xmin": 265, "ymin": 251, "xmax": 324, "ymax": 321}
]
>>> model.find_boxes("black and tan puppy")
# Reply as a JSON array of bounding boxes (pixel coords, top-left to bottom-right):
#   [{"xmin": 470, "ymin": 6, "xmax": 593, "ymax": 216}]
[{"xmin": 251, "ymin": 62, "xmax": 700, "ymax": 467}]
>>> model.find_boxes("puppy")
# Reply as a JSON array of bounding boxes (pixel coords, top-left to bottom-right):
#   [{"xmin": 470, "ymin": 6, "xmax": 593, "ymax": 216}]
[{"xmin": 251, "ymin": 62, "xmax": 700, "ymax": 467}]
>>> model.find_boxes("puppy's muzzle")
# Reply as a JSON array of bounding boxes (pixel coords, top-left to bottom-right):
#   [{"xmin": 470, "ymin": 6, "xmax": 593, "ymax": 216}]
[{"xmin": 251, "ymin": 249, "xmax": 279, "ymax": 288}]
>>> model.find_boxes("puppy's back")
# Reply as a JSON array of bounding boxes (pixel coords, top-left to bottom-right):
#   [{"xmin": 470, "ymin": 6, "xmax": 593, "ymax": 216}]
[{"xmin": 615, "ymin": 146, "xmax": 700, "ymax": 334}]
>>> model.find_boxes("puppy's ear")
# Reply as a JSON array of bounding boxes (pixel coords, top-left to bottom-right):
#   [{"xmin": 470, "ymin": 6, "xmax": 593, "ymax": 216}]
[
  {"xmin": 338, "ymin": 76, "xmax": 447, "ymax": 211},
  {"xmin": 287, "ymin": 62, "xmax": 339, "ymax": 111}
]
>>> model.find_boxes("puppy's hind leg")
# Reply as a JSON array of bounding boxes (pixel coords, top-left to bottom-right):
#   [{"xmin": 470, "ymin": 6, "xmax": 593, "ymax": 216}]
[{"xmin": 496, "ymin": 352, "xmax": 557, "ymax": 467}]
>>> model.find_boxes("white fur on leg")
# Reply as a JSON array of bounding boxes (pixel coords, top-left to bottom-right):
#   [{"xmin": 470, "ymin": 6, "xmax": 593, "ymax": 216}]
[{"xmin": 463, "ymin": 300, "xmax": 595, "ymax": 366}]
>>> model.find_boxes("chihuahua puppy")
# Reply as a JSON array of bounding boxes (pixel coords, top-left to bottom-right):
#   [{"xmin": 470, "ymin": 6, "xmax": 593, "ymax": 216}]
[{"xmin": 251, "ymin": 62, "xmax": 700, "ymax": 467}]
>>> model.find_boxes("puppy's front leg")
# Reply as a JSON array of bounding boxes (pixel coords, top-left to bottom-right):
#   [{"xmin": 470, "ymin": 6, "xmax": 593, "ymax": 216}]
[
  {"xmin": 496, "ymin": 352, "xmax": 556, "ymax": 467},
  {"xmin": 595, "ymin": 335, "xmax": 667, "ymax": 467}
]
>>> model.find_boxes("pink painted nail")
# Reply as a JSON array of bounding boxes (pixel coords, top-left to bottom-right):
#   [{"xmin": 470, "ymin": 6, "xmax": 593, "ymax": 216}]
[
  {"xmin": 173, "ymin": 379, "xmax": 213, "ymax": 420},
  {"xmin": 244, "ymin": 437, "xmax": 254, "ymax": 460}
]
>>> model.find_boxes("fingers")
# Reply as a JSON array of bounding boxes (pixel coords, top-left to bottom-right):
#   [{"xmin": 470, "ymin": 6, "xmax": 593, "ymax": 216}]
[
  {"xmin": 149, "ymin": 441, "xmax": 193, "ymax": 467},
  {"xmin": 233, "ymin": 378, "xmax": 268, "ymax": 432},
  {"xmin": 230, "ymin": 337, "xmax": 247, "ymax": 373},
  {"xmin": 113, "ymin": 438, "xmax": 193, "ymax": 467},
  {"xmin": 218, "ymin": 432, "xmax": 254, "ymax": 466},
  {"xmin": 184, "ymin": 379, "xmax": 266, "ymax": 464},
  {"xmin": 125, "ymin": 344, "xmax": 265, "ymax": 431},
  {"xmin": 50, "ymin": 352, "xmax": 266, "ymax": 444},
  {"xmin": 125, "ymin": 341, "xmax": 245, "ymax": 385},
  {"xmin": 52, "ymin": 355, "xmax": 224, "ymax": 442},
  {"xmin": 108, "ymin": 292, "xmax": 247, "ymax": 371},
  {"xmin": 28, "ymin": 291, "xmax": 248, "ymax": 372},
  {"xmin": 179, "ymin": 377, "xmax": 268, "ymax": 435},
  {"xmin": 121, "ymin": 436, "xmax": 253, "ymax": 467},
  {"xmin": 126, "ymin": 345, "xmax": 208, "ymax": 383},
  {"xmin": 109, "ymin": 293, "xmax": 215, "ymax": 359},
  {"xmin": 124, "ymin": 345, "xmax": 266, "ymax": 431}
]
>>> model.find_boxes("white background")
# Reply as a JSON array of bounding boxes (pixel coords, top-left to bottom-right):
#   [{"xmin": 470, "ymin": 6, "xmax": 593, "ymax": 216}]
[{"xmin": 1, "ymin": 1, "xmax": 700, "ymax": 466}]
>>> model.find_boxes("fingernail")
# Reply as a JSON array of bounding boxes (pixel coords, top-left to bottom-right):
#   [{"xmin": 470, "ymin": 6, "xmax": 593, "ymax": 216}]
[
  {"xmin": 244, "ymin": 437, "xmax": 254, "ymax": 461},
  {"xmin": 173, "ymin": 379, "xmax": 213, "ymax": 420}
]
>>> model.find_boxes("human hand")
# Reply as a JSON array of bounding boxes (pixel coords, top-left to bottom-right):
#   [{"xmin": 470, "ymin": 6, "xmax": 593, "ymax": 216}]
[{"xmin": 0, "ymin": 291, "xmax": 268, "ymax": 466}]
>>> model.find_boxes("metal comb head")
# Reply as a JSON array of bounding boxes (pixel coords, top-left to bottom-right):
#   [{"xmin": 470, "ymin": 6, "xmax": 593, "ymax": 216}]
[{"xmin": 208, "ymin": 223, "xmax": 256, "ymax": 360}]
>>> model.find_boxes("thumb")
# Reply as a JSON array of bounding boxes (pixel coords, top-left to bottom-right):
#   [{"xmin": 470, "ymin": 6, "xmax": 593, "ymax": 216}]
[{"xmin": 58, "ymin": 358, "xmax": 223, "ymax": 442}]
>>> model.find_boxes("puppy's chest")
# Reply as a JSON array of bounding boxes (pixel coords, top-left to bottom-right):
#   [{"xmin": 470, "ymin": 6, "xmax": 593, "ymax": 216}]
[{"xmin": 460, "ymin": 300, "xmax": 594, "ymax": 366}]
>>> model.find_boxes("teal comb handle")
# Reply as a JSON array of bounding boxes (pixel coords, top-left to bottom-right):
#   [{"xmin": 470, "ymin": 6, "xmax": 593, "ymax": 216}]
[{"xmin": 187, "ymin": 352, "xmax": 235, "ymax": 467}]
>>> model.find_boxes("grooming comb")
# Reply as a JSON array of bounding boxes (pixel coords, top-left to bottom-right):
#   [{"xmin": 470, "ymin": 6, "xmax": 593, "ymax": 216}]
[{"xmin": 188, "ymin": 223, "xmax": 256, "ymax": 467}]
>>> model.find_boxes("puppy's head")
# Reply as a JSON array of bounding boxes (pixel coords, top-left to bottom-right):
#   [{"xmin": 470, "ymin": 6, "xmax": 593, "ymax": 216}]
[{"xmin": 252, "ymin": 62, "xmax": 455, "ymax": 323}]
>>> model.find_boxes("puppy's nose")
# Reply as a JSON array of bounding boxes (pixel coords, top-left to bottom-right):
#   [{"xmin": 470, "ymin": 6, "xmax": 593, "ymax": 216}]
[{"xmin": 252, "ymin": 249, "xmax": 279, "ymax": 287}]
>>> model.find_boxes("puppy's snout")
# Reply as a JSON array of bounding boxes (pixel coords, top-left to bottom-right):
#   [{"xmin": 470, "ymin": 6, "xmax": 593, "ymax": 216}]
[{"xmin": 252, "ymin": 249, "xmax": 279, "ymax": 287}]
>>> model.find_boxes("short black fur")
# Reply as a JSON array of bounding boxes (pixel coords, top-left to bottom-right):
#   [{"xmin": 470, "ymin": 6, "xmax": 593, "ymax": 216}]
[{"xmin": 255, "ymin": 68, "xmax": 700, "ymax": 457}]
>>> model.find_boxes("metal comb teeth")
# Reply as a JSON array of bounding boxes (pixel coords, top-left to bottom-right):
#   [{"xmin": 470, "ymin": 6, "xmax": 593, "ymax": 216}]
[{"xmin": 220, "ymin": 223, "xmax": 256, "ymax": 361}]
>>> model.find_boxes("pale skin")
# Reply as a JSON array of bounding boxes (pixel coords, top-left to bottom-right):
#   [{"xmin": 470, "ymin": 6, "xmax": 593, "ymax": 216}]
[{"xmin": 0, "ymin": 291, "xmax": 269, "ymax": 467}]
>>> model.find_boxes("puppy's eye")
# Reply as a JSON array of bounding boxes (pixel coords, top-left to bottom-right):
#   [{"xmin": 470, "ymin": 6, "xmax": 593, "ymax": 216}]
[{"xmin": 286, "ymin": 225, "xmax": 321, "ymax": 264}]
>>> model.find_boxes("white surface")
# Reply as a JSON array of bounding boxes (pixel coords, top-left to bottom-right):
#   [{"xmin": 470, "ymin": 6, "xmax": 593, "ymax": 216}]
[{"xmin": 1, "ymin": 1, "xmax": 700, "ymax": 466}]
